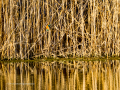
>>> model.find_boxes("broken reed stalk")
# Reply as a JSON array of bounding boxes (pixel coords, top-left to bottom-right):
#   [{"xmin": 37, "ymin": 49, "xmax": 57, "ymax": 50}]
[{"xmin": 0, "ymin": 0, "xmax": 120, "ymax": 60}]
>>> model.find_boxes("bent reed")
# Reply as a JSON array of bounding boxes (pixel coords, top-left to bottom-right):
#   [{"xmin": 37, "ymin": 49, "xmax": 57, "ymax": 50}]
[{"xmin": 0, "ymin": 0, "xmax": 120, "ymax": 60}]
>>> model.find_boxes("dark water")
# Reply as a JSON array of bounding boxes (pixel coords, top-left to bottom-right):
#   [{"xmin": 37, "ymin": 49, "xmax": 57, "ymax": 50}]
[{"xmin": 0, "ymin": 59, "xmax": 120, "ymax": 90}]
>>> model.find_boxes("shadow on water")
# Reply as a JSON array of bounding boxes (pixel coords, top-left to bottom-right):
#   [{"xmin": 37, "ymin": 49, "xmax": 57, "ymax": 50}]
[{"xmin": 0, "ymin": 59, "xmax": 120, "ymax": 90}]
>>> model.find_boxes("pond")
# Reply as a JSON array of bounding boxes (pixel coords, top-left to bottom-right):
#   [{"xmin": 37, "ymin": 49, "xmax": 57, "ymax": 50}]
[{"xmin": 0, "ymin": 59, "xmax": 119, "ymax": 90}]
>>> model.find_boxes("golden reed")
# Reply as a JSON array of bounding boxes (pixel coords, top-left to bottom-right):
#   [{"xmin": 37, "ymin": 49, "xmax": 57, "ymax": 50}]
[{"xmin": 0, "ymin": 0, "xmax": 120, "ymax": 59}]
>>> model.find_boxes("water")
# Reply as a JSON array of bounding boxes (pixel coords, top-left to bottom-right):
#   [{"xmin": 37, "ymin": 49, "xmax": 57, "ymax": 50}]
[{"xmin": 0, "ymin": 59, "xmax": 120, "ymax": 90}]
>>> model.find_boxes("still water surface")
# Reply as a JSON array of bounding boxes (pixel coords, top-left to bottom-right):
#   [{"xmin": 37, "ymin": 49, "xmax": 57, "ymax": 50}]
[{"xmin": 0, "ymin": 59, "xmax": 120, "ymax": 90}]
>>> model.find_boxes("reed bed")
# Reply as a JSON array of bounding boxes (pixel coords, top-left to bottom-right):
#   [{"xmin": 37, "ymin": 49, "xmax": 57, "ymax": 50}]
[
  {"xmin": 0, "ymin": 0, "xmax": 120, "ymax": 59},
  {"xmin": 0, "ymin": 60, "xmax": 119, "ymax": 90}
]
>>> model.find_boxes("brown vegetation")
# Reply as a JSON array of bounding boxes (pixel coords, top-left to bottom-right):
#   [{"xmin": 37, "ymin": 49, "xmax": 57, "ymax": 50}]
[{"xmin": 0, "ymin": 0, "xmax": 120, "ymax": 59}]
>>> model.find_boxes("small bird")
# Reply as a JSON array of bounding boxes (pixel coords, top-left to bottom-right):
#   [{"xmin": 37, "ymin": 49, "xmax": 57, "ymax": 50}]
[{"xmin": 46, "ymin": 24, "xmax": 50, "ymax": 31}]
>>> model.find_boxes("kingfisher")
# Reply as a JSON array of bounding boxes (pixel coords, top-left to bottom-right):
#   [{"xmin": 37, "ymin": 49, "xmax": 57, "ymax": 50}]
[{"xmin": 46, "ymin": 24, "xmax": 50, "ymax": 31}]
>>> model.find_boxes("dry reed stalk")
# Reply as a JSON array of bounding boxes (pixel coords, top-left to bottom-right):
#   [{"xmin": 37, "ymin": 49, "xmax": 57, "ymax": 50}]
[
  {"xmin": 37, "ymin": 0, "xmax": 40, "ymax": 56},
  {"xmin": 19, "ymin": 4, "xmax": 23, "ymax": 59},
  {"xmin": 0, "ymin": 1, "xmax": 2, "ymax": 47},
  {"xmin": 81, "ymin": 0, "xmax": 84, "ymax": 56},
  {"xmin": 26, "ymin": 0, "xmax": 29, "ymax": 59}
]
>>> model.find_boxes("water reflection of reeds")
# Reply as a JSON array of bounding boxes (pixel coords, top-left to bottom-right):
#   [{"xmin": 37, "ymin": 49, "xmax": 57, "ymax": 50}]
[{"xmin": 0, "ymin": 60, "xmax": 119, "ymax": 90}]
